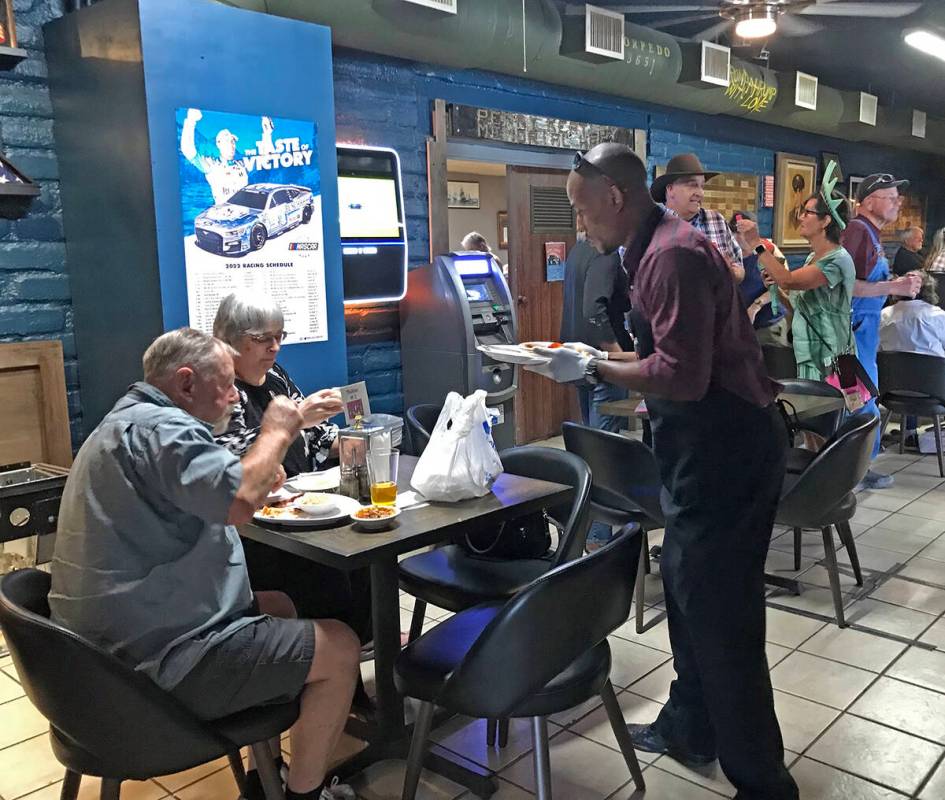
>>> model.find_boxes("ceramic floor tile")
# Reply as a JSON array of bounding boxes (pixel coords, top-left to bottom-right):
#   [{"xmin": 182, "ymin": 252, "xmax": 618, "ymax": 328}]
[
  {"xmin": 765, "ymin": 607, "xmax": 825, "ymax": 649},
  {"xmin": 764, "ymin": 547, "xmax": 818, "ymax": 578},
  {"xmin": 851, "ymin": 507, "xmax": 893, "ymax": 527},
  {"xmin": 900, "ymin": 500, "xmax": 945, "ymax": 523},
  {"xmin": 0, "ymin": 670, "xmax": 25, "ymax": 703},
  {"xmin": 836, "ymin": 543, "xmax": 908, "ymax": 573},
  {"xmin": 456, "ymin": 777, "xmax": 534, "ymax": 800},
  {"xmin": 769, "ymin": 651, "xmax": 876, "ymax": 709},
  {"xmin": 765, "ymin": 641, "xmax": 792, "ymax": 669},
  {"xmin": 917, "ymin": 536, "xmax": 945, "ymax": 562},
  {"xmin": 547, "ymin": 694, "xmax": 603, "ymax": 728},
  {"xmin": 919, "ymin": 617, "xmax": 945, "ymax": 650},
  {"xmin": 789, "ymin": 757, "xmax": 907, "ymax": 799},
  {"xmin": 612, "ymin": 615, "xmax": 672, "ymax": 654},
  {"xmin": 868, "ymin": 513, "xmax": 945, "ymax": 539},
  {"xmin": 650, "ymin": 756, "xmax": 734, "ymax": 797},
  {"xmin": 887, "ymin": 646, "xmax": 945, "ymax": 694},
  {"xmin": 899, "ymin": 556, "xmax": 945, "ymax": 587},
  {"xmin": 0, "ymin": 696, "xmax": 48, "ymax": 751},
  {"xmin": 769, "ymin": 531, "xmax": 825, "ymax": 561},
  {"xmin": 174, "ymin": 766, "xmax": 243, "ymax": 800},
  {"xmin": 899, "ymin": 460, "xmax": 945, "ymax": 478},
  {"xmin": 609, "ymin": 765, "xmax": 726, "ymax": 799},
  {"xmin": 0, "ymin": 733, "xmax": 68, "ymax": 800},
  {"xmin": 855, "ymin": 527, "xmax": 935, "ymax": 557},
  {"xmin": 432, "ymin": 716, "xmax": 548, "ymax": 773},
  {"xmin": 920, "ymin": 759, "xmax": 945, "ymax": 800},
  {"xmin": 857, "ymin": 492, "xmax": 913, "ymax": 513},
  {"xmin": 869, "ymin": 577, "xmax": 945, "ymax": 615},
  {"xmin": 851, "ymin": 675, "xmax": 945, "ymax": 745},
  {"xmin": 627, "ymin": 661, "xmax": 676, "ymax": 705},
  {"xmin": 606, "ymin": 636, "xmax": 672, "ymax": 690},
  {"xmin": 349, "ymin": 758, "xmax": 466, "ymax": 800},
  {"xmin": 799, "ymin": 624, "xmax": 907, "ymax": 673},
  {"xmin": 843, "ymin": 598, "xmax": 937, "ymax": 639},
  {"xmin": 766, "ymin": 586, "xmax": 851, "ymax": 620},
  {"xmin": 807, "ymin": 714, "xmax": 943, "ymax": 795},
  {"xmin": 772, "ymin": 690, "xmax": 841, "ymax": 753},
  {"xmin": 153, "ymin": 756, "xmax": 229, "ymax": 792},
  {"xmin": 19, "ymin": 777, "xmax": 170, "ymax": 800},
  {"xmin": 569, "ymin": 690, "xmax": 664, "ymax": 764},
  {"xmin": 499, "ymin": 730, "xmax": 640, "ymax": 800},
  {"xmin": 796, "ymin": 563, "xmax": 866, "ymax": 594}
]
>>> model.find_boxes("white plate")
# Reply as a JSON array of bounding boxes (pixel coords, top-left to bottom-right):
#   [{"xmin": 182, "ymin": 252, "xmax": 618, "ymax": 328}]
[
  {"xmin": 476, "ymin": 343, "xmax": 550, "ymax": 366},
  {"xmin": 351, "ymin": 505, "xmax": 401, "ymax": 531},
  {"xmin": 285, "ymin": 467, "xmax": 340, "ymax": 493},
  {"xmin": 254, "ymin": 494, "xmax": 361, "ymax": 527}
]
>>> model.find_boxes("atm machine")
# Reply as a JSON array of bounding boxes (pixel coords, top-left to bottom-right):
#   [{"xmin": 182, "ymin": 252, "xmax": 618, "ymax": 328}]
[{"xmin": 400, "ymin": 251, "xmax": 518, "ymax": 450}]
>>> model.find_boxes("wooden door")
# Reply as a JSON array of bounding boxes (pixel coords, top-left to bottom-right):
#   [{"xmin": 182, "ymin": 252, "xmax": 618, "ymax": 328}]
[{"xmin": 507, "ymin": 167, "xmax": 577, "ymax": 444}]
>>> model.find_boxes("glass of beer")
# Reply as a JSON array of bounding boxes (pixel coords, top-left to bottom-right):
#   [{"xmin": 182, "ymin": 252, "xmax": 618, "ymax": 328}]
[{"xmin": 367, "ymin": 449, "xmax": 399, "ymax": 506}]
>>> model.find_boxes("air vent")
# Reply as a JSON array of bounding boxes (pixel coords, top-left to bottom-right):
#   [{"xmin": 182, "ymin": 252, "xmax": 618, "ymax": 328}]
[
  {"xmin": 913, "ymin": 109, "xmax": 927, "ymax": 139},
  {"xmin": 859, "ymin": 92, "xmax": 878, "ymax": 126},
  {"xmin": 700, "ymin": 41, "xmax": 730, "ymax": 88},
  {"xmin": 585, "ymin": 4, "xmax": 624, "ymax": 60},
  {"xmin": 795, "ymin": 72, "xmax": 818, "ymax": 111},
  {"xmin": 530, "ymin": 186, "xmax": 574, "ymax": 233},
  {"xmin": 400, "ymin": 0, "xmax": 457, "ymax": 12}
]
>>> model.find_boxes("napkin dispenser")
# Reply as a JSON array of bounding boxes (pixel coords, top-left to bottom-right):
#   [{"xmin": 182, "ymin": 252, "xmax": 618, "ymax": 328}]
[{"xmin": 338, "ymin": 418, "xmax": 391, "ymax": 502}]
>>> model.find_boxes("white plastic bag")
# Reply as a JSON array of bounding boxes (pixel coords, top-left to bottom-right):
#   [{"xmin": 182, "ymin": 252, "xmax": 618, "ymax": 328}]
[{"xmin": 410, "ymin": 390, "xmax": 504, "ymax": 502}]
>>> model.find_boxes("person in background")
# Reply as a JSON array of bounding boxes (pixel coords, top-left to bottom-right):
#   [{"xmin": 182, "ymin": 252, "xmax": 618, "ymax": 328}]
[
  {"xmin": 729, "ymin": 210, "xmax": 789, "ymax": 346},
  {"xmin": 49, "ymin": 328, "xmax": 359, "ymax": 800},
  {"xmin": 881, "ymin": 270, "xmax": 945, "ymax": 357},
  {"xmin": 650, "ymin": 152, "xmax": 745, "ymax": 283},
  {"xmin": 462, "ymin": 231, "xmax": 507, "ymax": 277},
  {"xmin": 560, "ymin": 233, "xmax": 632, "ymax": 550},
  {"xmin": 739, "ymin": 191, "xmax": 855, "ymax": 382},
  {"xmin": 842, "ymin": 173, "xmax": 921, "ymax": 489},
  {"xmin": 925, "ymin": 228, "xmax": 945, "ymax": 273},
  {"xmin": 892, "ymin": 227, "xmax": 925, "ymax": 276}
]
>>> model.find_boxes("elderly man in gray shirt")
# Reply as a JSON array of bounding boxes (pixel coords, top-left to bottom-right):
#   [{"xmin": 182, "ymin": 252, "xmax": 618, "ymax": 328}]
[{"xmin": 49, "ymin": 328, "xmax": 359, "ymax": 800}]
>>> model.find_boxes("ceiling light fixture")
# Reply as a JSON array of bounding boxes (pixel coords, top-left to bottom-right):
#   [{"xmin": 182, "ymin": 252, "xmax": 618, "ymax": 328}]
[
  {"xmin": 734, "ymin": 7, "xmax": 777, "ymax": 40},
  {"xmin": 904, "ymin": 29, "xmax": 945, "ymax": 63}
]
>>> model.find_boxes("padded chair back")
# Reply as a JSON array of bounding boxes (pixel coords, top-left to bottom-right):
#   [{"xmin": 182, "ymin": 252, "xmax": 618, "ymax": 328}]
[
  {"xmin": 438, "ymin": 525, "xmax": 642, "ymax": 718},
  {"xmin": 0, "ymin": 569, "xmax": 228, "ymax": 779},
  {"xmin": 406, "ymin": 404, "xmax": 441, "ymax": 456},
  {"xmin": 561, "ymin": 422, "xmax": 664, "ymax": 526},
  {"xmin": 777, "ymin": 414, "xmax": 878, "ymax": 528},
  {"xmin": 498, "ymin": 446, "xmax": 591, "ymax": 567},
  {"xmin": 778, "ymin": 378, "xmax": 844, "ymax": 440},
  {"xmin": 877, "ymin": 351, "xmax": 945, "ymax": 404},
  {"xmin": 763, "ymin": 345, "xmax": 797, "ymax": 379}
]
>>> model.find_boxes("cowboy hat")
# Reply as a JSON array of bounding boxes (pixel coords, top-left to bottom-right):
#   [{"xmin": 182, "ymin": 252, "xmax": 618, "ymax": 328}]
[{"xmin": 650, "ymin": 153, "xmax": 719, "ymax": 202}]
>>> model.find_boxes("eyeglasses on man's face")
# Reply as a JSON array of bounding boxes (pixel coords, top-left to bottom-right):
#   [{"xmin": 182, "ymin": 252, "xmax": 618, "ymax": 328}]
[{"xmin": 246, "ymin": 330, "xmax": 288, "ymax": 345}]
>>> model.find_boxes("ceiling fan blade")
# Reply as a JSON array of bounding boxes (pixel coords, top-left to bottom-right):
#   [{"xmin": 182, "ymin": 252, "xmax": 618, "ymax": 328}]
[
  {"xmin": 563, "ymin": 4, "xmax": 721, "ymax": 14},
  {"xmin": 695, "ymin": 19, "xmax": 734, "ymax": 41},
  {"xmin": 777, "ymin": 14, "xmax": 824, "ymax": 37},
  {"xmin": 649, "ymin": 12, "xmax": 722, "ymax": 29},
  {"xmin": 798, "ymin": 2, "xmax": 921, "ymax": 17}
]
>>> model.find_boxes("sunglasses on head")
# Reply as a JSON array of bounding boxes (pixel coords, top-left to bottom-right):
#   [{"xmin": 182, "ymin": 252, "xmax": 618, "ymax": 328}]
[{"xmin": 572, "ymin": 151, "xmax": 624, "ymax": 188}]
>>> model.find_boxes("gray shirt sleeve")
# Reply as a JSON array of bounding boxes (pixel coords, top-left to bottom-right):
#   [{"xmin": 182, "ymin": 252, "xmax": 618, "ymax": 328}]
[{"xmin": 142, "ymin": 419, "xmax": 243, "ymax": 524}]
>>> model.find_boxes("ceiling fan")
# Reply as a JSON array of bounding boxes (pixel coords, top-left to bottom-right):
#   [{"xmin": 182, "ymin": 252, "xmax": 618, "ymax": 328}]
[{"xmin": 564, "ymin": 2, "xmax": 923, "ymax": 42}]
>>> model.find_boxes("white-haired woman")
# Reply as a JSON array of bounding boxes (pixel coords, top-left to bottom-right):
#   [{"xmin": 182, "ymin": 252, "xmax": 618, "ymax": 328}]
[{"xmin": 213, "ymin": 293, "xmax": 373, "ymax": 652}]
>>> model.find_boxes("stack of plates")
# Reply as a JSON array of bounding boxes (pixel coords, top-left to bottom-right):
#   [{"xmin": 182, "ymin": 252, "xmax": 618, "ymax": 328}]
[
  {"xmin": 285, "ymin": 466, "xmax": 340, "ymax": 493},
  {"xmin": 476, "ymin": 343, "xmax": 550, "ymax": 366}
]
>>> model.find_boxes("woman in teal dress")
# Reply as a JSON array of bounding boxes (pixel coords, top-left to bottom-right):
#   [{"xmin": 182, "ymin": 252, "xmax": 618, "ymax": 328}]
[{"xmin": 739, "ymin": 187, "xmax": 855, "ymax": 379}]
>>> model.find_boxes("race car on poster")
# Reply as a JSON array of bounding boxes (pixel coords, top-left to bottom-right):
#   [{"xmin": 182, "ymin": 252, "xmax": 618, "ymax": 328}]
[{"xmin": 194, "ymin": 183, "xmax": 314, "ymax": 256}]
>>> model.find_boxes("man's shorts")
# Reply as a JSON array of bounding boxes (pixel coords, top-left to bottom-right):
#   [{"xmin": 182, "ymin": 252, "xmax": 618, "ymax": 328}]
[{"xmin": 169, "ymin": 598, "xmax": 315, "ymax": 720}]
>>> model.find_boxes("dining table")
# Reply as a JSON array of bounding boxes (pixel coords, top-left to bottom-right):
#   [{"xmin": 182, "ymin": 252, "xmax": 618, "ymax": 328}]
[
  {"xmin": 239, "ymin": 455, "xmax": 572, "ymax": 798},
  {"xmin": 598, "ymin": 390, "xmax": 847, "ymax": 423}
]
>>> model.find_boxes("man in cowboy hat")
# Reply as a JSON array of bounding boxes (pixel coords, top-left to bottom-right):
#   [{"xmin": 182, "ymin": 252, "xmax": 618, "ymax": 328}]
[{"xmin": 651, "ymin": 153, "xmax": 745, "ymax": 283}]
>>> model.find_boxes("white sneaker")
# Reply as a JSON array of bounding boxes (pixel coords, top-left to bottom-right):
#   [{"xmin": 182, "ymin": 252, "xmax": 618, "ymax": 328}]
[{"xmin": 319, "ymin": 777, "xmax": 357, "ymax": 800}]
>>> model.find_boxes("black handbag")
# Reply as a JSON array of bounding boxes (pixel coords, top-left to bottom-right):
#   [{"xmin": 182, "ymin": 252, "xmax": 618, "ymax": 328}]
[{"xmin": 462, "ymin": 510, "xmax": 560, "ymax": 559}]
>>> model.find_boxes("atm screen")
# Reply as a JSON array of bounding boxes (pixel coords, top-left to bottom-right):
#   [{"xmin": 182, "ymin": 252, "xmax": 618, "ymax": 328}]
[
  {"xmin": 464, "ymin": 283, "xmax": 490, "ymax": 302},
  {"xmin": 338, "ymin": 176, "xmax": 401, "ymax": 239}
]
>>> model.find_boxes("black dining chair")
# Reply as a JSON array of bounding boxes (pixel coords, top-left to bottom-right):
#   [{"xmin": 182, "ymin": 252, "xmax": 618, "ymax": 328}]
[
  {"xmin": 395, "ymin": 524, "xmax": 646, "ymax": 800},
  {"xmin": 561, "ymin": 421, "xmax": 665, "ymax": 634},
  {"xmin": 763, "ymin": 345, "xmax": 798, "ymax": 380},
  {"xmin": 779, "ymin": 378, "xmax": 845, "ymax": 475},
  {"xmin": 877, "ymin": 350, "xmax": 945, "ymax": 477},
  {"xmin": 405, "ymin": 404, "xmax": 441, "ymax": 457},
  {"xmin": 399, "ymin": 445, "xmax": 590, "ymax": 747},
  {"xmin": 0, "ymin": 569, "xmax": 295, "ymax": 800},
  {"xmin": 776, "ymin": 414, "xmax": 878, "ymax": 627}
]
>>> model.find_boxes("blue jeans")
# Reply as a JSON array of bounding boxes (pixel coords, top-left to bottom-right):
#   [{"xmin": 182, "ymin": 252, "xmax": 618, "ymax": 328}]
[{"xmin": 578, "ymin": 380, "xmax": 628, "ymax": 543}]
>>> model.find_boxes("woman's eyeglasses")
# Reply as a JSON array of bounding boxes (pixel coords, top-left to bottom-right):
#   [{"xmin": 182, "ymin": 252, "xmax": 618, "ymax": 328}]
[{"xmin": 246, "ymin": 331, "xmax": 288, "ymax": 345}]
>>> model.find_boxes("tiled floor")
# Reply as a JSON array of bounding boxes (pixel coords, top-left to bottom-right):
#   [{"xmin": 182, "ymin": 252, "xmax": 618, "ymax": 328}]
[{"xmin": 5, "ymin": 449, "xmax": 945, "ymax": 798}]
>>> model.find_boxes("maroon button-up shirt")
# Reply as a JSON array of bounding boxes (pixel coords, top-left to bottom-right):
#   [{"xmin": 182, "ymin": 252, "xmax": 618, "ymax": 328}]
[{"xmin": 623, "ymin": 207, "xmax": 778, "ymax": 407}]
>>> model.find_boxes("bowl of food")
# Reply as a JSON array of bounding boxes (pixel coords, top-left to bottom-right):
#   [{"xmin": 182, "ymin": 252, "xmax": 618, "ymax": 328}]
[
  {"xmin": 293, "ymin": 492, "xmax": 341, "ymax": 518},
  {"xmin": 351, "ymin": 504, "xmax": 400, "ymax": 531}
]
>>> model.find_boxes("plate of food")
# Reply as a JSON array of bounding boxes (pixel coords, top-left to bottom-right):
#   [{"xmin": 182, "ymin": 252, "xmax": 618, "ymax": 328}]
[
  {"xmin": 284, "ymin": 467, "xmax": 340, "ymax": 493},
  {"xmin": 254, "ymin": 493, "xmax": 361, "ymax": 527},
  {"xmin": 351, "ymin": 505, "xmax": 401, "ymax": 532},
  {"xmin": 476, "ymin": 343, "xmax": 551, "ymax": 366}
]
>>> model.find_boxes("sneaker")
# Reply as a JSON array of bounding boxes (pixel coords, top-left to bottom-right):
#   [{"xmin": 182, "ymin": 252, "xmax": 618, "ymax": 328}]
[
  {"xmin": 858, "ymin": 469, "xmax": 894, "ymax": 490},
  {"xmin": 319, "ymin": 777, "xmax": 357, "ymax": 799},
  {"xmin": 626, "ymin": 723, "xmax": 716, "ymax": 768}
]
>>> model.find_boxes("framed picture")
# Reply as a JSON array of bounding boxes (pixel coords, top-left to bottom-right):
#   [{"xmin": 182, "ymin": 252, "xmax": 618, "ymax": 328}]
[
  {"xmin": 0, "ymin": 0, "xmax": 18, "ymax": 49},
  {"xmin": 773, "ymin": 152, "xmax": 818, "ymax": 251},
  {"xmin": 496, "ymin": 210, "xmax": 509, "ymax": 249},
  {"xmin": 848, "ymin": 176, "xmax": 865, "ymax": 205},
  {"xmin": 447, "ymin": 180, "xmax": 480, "ymax": 209}
]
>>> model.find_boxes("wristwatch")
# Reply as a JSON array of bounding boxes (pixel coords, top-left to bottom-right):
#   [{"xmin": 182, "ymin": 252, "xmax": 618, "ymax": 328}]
[
  {"xmin": 584, "ymin": 357, "xmax": 602, "ymax": 385},
  {"xmin": 754, "ymin": 243, "xmax": 767, "ymax": 255}
]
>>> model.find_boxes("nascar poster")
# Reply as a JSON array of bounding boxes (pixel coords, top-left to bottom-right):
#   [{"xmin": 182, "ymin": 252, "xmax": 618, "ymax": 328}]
[{"xmin": 176, "ymin": 107, "xmax": 328, "ymax": 343}]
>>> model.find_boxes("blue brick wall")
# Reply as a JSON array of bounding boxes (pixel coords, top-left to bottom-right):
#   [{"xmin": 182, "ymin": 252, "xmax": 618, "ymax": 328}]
[{"xmin": 0, "ymin": 0, "xmax": 80, "ymax": 445}]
